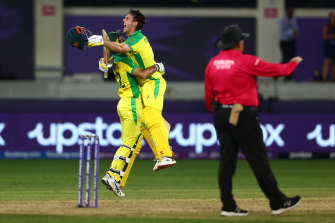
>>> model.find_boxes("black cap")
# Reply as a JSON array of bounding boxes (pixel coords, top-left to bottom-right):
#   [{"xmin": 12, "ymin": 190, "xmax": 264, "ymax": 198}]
[{"xmin": 215, "ymin": 24, "xmax": 250, "ymax": 50}]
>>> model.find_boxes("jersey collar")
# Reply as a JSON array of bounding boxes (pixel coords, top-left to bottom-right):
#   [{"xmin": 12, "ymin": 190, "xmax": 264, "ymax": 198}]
[{"xmin": 129, "ymin": 30, "xmax": 142, "ymax": 37}]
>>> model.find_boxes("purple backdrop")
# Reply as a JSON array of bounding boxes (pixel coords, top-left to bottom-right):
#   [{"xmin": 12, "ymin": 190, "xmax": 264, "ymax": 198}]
[
  {"xmin": 0, "ymin": 0, "xmax": 34, "ymax": 80},
  {"xmin": 0, "ymin": 113, "xmax": 335, "ymax": 159},
  {"xmin": 65, "ymin": 15, "xmax": 330, "ymax": 82},
  {"xmin": 64, "ymin": 16, "xmax": 256, "ymax": 80},
  {"xmin": 295, "ymin": 18, "xmax": 328, "ymax": 81}
]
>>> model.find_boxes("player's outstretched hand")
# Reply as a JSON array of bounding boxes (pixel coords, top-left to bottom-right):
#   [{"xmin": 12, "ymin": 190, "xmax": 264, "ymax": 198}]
[
  {"xmin": 290, "ymin": 56, "xmax": 303, "ymax": 64},
  {"xmin": 88, "ymin": 35, "xmax": 104, "ymax": 47},
  {"xmin": 155, "ymin": 62, "xmax": 165, "ymax": 75},
  {"xmin": 99, "ymin": 58, "xmax": 113, "ymax": 72}
]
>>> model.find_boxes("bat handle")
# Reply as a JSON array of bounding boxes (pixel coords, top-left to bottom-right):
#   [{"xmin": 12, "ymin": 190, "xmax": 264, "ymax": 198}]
[{"xmin": 104, "ymin": 71, "xmax": 108, "ymax": 79}]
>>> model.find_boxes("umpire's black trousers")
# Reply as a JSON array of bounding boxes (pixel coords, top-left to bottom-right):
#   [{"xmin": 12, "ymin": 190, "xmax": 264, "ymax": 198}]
[{"xmin": 213, "ymin": 105, "xmax": 287, "ymax": 210}]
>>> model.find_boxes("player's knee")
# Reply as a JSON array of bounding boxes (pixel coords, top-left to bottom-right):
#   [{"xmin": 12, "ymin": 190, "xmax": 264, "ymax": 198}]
[{"xmin": 143, "ymin": 107, "xmax": 164, "ymax": 129}]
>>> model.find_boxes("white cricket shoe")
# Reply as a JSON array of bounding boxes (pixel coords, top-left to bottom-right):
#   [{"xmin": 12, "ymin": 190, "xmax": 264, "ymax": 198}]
[
  {"xmin": 153, "ymin": 156, "xmax": 176, "ymax": 172},
  {"xmin": 101, "ymin": 174, "xmax": 125, "ymax": 197}
]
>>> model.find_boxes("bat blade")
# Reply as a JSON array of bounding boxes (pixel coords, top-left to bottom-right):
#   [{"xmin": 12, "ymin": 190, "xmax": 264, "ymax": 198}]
[
  {"xmin": 102, "ymin": 29, "xmax": 110, "ymax": 79},
  {"xmin": 163, "ymin": 118, "xmax": 171, "ymax": 132}
]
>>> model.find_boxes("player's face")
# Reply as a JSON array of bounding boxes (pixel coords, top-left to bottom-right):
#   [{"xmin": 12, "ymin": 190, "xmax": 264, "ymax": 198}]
[{"xmin": 123, "ymin": 13, "xmax": 136, "ymax": 36}]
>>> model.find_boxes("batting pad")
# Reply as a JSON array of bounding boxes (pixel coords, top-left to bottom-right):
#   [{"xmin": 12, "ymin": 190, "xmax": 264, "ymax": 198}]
[
  {"xmin": 142, "ymin": 124, "xmax": 161, "ymax": 161},
  {"xmin": 107, "ymin": 134, "xmax": 143, "ymax": 188},
  {"xmin": 142, "ymin": 107, "xmax": 172, "ymax": 157},
  {"xmin": 120, "ymin": 133, "xmax": 143, "ymax": 188}
]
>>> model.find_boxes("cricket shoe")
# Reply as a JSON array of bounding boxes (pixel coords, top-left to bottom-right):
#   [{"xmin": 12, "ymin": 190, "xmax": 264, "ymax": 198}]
[
  {"xmin": 271, "ymin": 196, "xmax": 301, "ymax": 215},
  {"xmin": 152, "ymin": 147, "xmax": 174, "ymax": 162},
  {"xmin": 153, "ymin": 156, "xmax": 176, "ymax": 172},
  {"xmin": 221, "ymin": 207, "xmax": 249, "ymax": 217},
  {"xmin": 101, "ymin": 174, "xmax": 125, "ymax": 197}
]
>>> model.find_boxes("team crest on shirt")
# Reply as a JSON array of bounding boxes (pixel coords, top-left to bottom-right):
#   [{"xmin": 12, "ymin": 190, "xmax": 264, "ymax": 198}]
[{"xmin": 213, "ymin": 60, "xmax": 234, "ymax": 69}]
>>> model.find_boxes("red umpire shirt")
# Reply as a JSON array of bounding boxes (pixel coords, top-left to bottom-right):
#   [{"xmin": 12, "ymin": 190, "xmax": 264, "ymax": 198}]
[{"xmin": 205, "ymin": 49, "xmax": 298, "ymax": 113}]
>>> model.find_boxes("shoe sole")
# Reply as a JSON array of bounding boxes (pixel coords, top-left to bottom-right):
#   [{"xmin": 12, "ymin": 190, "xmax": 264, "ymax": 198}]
[
  {"xmin": 271, "ymin": 199, "xmax": 301, "ymax": 215},
  {"xmin": 221, "ymin": 211, "xmax": 248, "ymax": 217},
  {"xmin": 101, "ymin": 179, "xmax": 112, "ymax": 189},
  {"xmin": 153, "ymin": 162, "xmax": 176, "ymax": 172},
  {"xmin": 101, "ymin": 179, "xmax": 125, "ymax": 197}
]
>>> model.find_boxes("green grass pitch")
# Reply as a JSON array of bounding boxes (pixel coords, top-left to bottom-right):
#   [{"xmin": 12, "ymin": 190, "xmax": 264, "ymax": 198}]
[{"xmin": 0, "ymin": 159, "xmax": 334, "ymax": 223}]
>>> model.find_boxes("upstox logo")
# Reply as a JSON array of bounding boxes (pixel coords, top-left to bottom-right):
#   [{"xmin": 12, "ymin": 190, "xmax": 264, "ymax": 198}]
[
  {"xmin": 307, "ymin": 124, "xmax": 335, "ymax": 147},
  {"xmin": 28, "ymin": 117, "xmax": 122, "ymax": 153},
  {"xmin": 26, "ymin": 117, "xmax": 286, "ymax": 154},
  {"xmin": 169, "ymin": 123, "xmax": 217, "ymax": 154},
  {"xmin": 0, "ymin": 123, "xmax": 5, "ymax": 146},
  {"xmin": 260, "ymin": 124, "xmax": 285, "ymax": 147},
  {"xmin": 27, "ymin": 117, "xmax": 219, "ymax": 154}
]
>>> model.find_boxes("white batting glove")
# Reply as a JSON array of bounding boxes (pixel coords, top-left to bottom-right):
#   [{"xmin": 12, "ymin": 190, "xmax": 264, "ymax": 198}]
[
  {"xmin": 88, "ymin": 35, "xmax": 104, "ymax": 48},
  {"xmin": 99, "ymin": 58, "xmax": 113, "ymax": 72},
  {"xmin": 154, "ymin": 62, "xmax": 165, "ymax": 75}
]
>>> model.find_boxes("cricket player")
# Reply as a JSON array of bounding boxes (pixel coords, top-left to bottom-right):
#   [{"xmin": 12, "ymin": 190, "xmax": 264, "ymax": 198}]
[
  {"xmin": 88, "ymin": 9, "xmax": 176, "ymax": 171},
  {"xmin": 100, "ymin": 31, "xmax": 165, "ymax": 196}
]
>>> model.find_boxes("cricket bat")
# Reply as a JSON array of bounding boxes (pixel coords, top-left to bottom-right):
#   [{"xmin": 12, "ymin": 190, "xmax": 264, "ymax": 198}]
[
  {"xmin": 163, "ymin": 118, "xmax": 171, "ymax": 132},
  {"xmin": 102, "ymin": 29, "xmax": 110, "ymax": 79}
]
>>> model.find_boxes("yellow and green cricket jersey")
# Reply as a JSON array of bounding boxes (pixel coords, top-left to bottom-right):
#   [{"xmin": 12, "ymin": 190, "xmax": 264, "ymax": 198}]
[
  {"xmin": 112, "ymin": 54, "xmax": 141, "ymax": 99},
  {"xmin": 125, "ymin": 30, "xmax": 162, "ymax": 85}
]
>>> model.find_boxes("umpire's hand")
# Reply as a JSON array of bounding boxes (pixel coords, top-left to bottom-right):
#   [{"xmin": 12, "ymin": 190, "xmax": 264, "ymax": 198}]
[{"xmin": 290, "ymin": 56, "xmax": 303, "ymax": 64}]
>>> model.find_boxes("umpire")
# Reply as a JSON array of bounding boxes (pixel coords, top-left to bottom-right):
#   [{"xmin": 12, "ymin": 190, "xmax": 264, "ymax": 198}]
[{"xmin": 204, "ymin": 24, "xmax": 302, "ymax": 217}]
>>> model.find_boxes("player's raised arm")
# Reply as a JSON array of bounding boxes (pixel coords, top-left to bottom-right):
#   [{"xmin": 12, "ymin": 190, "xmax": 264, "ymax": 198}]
[
  {"xmin": 88, "ymin": 35, "xmax": 131, "ymax": 54},
  {"xmin": 105, "ymin": 41, "xmax": 131, "ymax": 54}
]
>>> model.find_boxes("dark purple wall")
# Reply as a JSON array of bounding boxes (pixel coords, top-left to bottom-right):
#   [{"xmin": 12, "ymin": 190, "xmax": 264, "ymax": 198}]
[
  {"xmin": 64, "ymin": 16, "xmax": 256, "ymax": 80},
  {"xmin": 295, "ymin": 18, "xmax": 328, "ymax": 81},
  {"xmin": 0, "ymin": 1, "xmax": 34, "ymax": 80},
  {"xmin": 65, "ymin": 15, "xmax": 332, "ymax": 82}
]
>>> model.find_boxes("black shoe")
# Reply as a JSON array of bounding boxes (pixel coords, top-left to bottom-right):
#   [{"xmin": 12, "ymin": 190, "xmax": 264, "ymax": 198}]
[
  {"xmin": 271, "ymin": 196, "xmax": 301, "ymax": 215},
  {"xmin": 221, "ymin": 207, "xmax": 248, "ymax": 217}
]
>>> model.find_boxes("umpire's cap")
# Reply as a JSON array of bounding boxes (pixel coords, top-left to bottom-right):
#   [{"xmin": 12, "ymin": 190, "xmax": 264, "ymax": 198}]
[
  {"xmin": 216, "ymin": 24, "xmax": 250, "ymax": 50},
  {"xmin": 65, "ymin": 26, "xmax": 85, "ymax": 50}
]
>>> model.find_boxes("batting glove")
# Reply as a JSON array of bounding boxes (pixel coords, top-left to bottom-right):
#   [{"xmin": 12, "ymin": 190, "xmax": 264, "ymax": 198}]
[
  {"xmin": 99, "ymin": 58, "xmax": 113, "ymax": 72},
  {"xmin": 88, "ymin": 35, "xmax": 104, "ymax": 48},
  {"xmin": 154, "ymin": 62, "xmax": 165, "ymax": 75}
]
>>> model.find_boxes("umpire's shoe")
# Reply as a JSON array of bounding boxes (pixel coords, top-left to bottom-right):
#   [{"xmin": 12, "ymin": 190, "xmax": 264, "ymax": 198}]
[
  {"xmin": 271, "ymin": 196, "xmax": 301, "ymax": 215},
  {"xmin": 221, "ymin": 207, "xmax": 248, "ymax": 217},
  {"xmin": 101, "ymin": 174, "xmax": 125, "ymax": 197}
]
